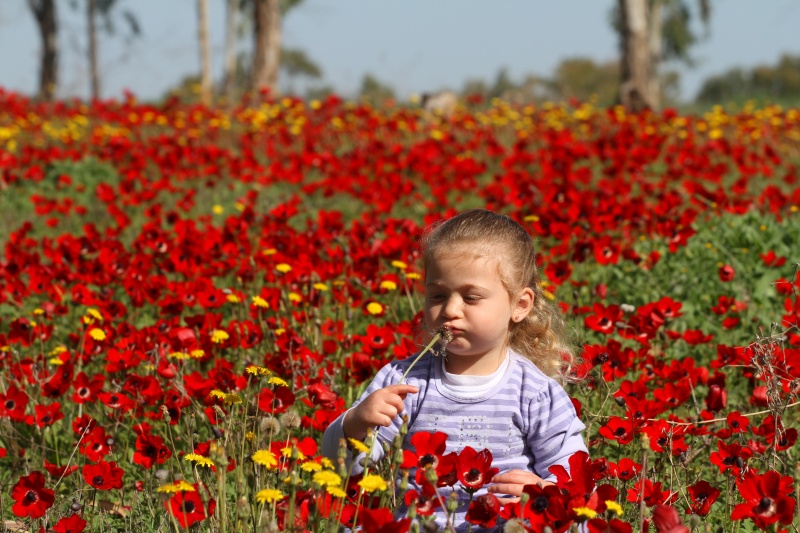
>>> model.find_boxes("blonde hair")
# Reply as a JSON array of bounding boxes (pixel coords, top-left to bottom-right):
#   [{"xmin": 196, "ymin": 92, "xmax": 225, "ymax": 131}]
[{"xmin": 421, "ymin": 209, "xmax": 575, "ymax": 383}]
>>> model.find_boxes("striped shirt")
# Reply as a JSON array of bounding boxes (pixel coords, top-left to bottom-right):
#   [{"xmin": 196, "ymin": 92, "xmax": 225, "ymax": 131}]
[{"xmin": 322, "ymin": 349, "xmax": 587, "ymax": 532}]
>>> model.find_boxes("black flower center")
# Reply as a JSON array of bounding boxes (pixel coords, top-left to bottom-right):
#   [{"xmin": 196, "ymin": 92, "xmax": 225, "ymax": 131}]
[
  {"xmin": 533, "ymin": 496, "xmax": 549, "ymax": 512},
  {"xmin": 92, "ymin": 475, "xmax": 104, "ymax": 486},
  {"xmin": 465, "ymin": 468, "xmax": 481, "ymax": 483},
  {"xmin": 182, "ymin": 501, "xmax": 196, "ymax": 513},
  {"xmin": 419, "ymin": 453, "xmax": 437, "ymax": 469},
  {"xmin": 24, "ymin": 490, "xmax": 38, "ymax": 503}
]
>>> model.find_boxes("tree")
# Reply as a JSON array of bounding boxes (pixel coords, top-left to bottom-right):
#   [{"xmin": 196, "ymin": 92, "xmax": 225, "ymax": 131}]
[
  {"xmin": 615, "ymin": 0, "xmax": 710, "ymax": 111},
  {"xmin": 251, "ymin": 0, "xmax": 281, "ymax": 93},
  {"xmin": 197, "ymin": 0, "xmax": 212, "ymax": 105},
  {"xmin": 27, "ymin": 0, "xmax": 58, "ymax": 100},
  {"xmin": 223, "ymin": 0, "xmax": 238, "ymax": 101},
  {"xmin": 78, "ymin": 0, "xmax": 140, "ymax": 100}
]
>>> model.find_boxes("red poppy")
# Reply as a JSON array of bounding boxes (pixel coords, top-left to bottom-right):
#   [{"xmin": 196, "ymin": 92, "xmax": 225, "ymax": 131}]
[
  {"xmin": 725, "ymin": 411, "xmax": 749, "ymax": 434},
  {"xmin": 465, "ymin": 493, "xmax": 501, "ymax": 528},
  {"xmin": 11, "ymin": 471, "xmax": 54, "ymax": 518},
  {"xmin": 652, "ymin": 504, "xmax": 689, "ymax": 533},
  {"xmin": 167, "ymin": 489, "xmax": 214, "ymax": 528},
  {"xmin": 718, "ymin": 264, "xmax": 735, "ymax": 282},
  {"xmin": 44, "ymin": 459, "xmax": 79, "ymax": 479},
  {"xmin": 686, "ymin": 480, "xmax": 720, "ymax": 516},
  {"xmin": 82, "ymin": 460, "xmax": 125, "ymax": 490},
  {"xmin": 358, "ymin": 507, "xmax": 411, "ymax": 533},
  {"xmin": 587, "ymin": 518, "xmax": 632, "ymax": 533},
  {"xmin": 626, "ymin": 478, "xmax": 677, "ymax": 507},
  {"xmin": 730, "ymin": 470, "xmax": 796, "ymax": 529},
  {"xmin": 133, "ymin": 431, "xmax": 172, "ymax": 469},
  {"xmin": 456, "ymin": 446, "xmax": 499, "ymax": 492},
  {"xmin": 52, "ymin": 513, "xmax": 88, "ymax": 533}
]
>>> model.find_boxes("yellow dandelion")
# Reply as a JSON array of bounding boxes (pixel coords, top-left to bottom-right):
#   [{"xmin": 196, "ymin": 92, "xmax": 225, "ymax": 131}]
[
  {"xmin": 184, "ymin": 453, "xmax": 215, "ymax": 468},
  {"xmin": 251, "ymin": 450, "xmax": 278, "ymax": 468},
  {"xmin": 275, "ymin": 263, "xmax": 292, "ymax": 273},
  {"xmin": 169, "ymin": 351, "xmax": 188, "ymax": 360},
  {"xmin": 358, "ymin": 474, "xmax": 388, "ymax": 493},
  {"xmin": 274, "ymin": 328, "xmax": 286, "ymax": 336},
  {"xmin": 89, "ymin": 328, "xmax": 106, "ymax": 341},
  {"xmin": 301, "ymin": 461, "xmax": 323, "ymax": 472},
  {"xmin": 157, "ymin": 480, "xmax": 196, "ymax": 493},
  {"xmin": 320, "ymin": 457, "xmax": 334, "ymax": 469},
  {"xmin": 281, "ymin": 446, "xmax": 305, "ymax": 460},
  {"xmin": 605, "ymin": 501, "xmax": 624, "ymax": 516},
  {"xmin": 49, "ymin": 346, "xmax": 67, "ymax": 356},
  {"xmin": 212, "ymin": 204, "xmax": 224, "ymax": 215},
  {"xmin": 379, "ymin": 280, "xmax": 397, "ymax": 291},
  {"xmin": 405, "ymin": 272, "xmax": 421, "ymax": 281},
  {"xmin": 48, "ymin": 357, "xmax": 64, "ymax": 366},
  {"xmin": 573, "ymin": 507, "xmax": 597, "ymax": 519},
  {"xmin": 543, "ymin": 290, "xmax": 556, "ymax": 301},
  {"xmin": 33, "ymin": 308, "xmax": 44, "ymax": 316},
  {"xmin": 366, "ymin": 302, "xmax": 384, "ymax": 315},
  {"xmin": 287, "ymin": 292, "xmax": 302, "ymax": 303},
  {"xmin": 390, "ymin": 260, "xmax": 408, "ymax": 270},
  {"xmin": 262, "ymin": 248, "xmax": 277, "ymax": 255},
  {"xmin": 312, "ymin": 282, "xmax": 328, "ymax": 291},
  {"xmin": 255, "ymin": 488, "xmax": 284, "ymax": 504},
  {"xmin": 251, "ymin": 296, "xmax": 269, "ymax": 308},
  {"xmin": 245, "ymin": 365, "xmax": 272, "ymax": 376},
  {"xmin": 326, "ymin": 486, "xmax": 347, "ymax": 498},
  {"xmin": 226, "ymin": 294, "xmax": 240, "ymax": 303},
  {"xmin": 223, "ymin": 392, "xmax": 242, "ymax": 405},
  {"xmin": 523, "ymin": 214, "xmax": 540, "ymax": 222},
  {"xmin": 246, "ymin": 431, "xmax": 255, "ymax": 441},
  {"xmin": 348, "ymin": 438, "xmax": 370, "ymax": 454},
  {"xmin": 211, "ymin": 329, "xmax": 229, "ymax": 343},
  {"xmin": 268, "ymin": 376, "xmax": 289, "ymax": 387},
  {"xmin": 87, "ymin": 308, "xmax": 103, "ymax": 321},
  {"xmin": 189, "ymin": 349, "xmax": 205, "ymax": 359},
  {"xmin": 312, "ymin": 470, "xmax": 342, "ymax": 488},
  {"xmin": 209, "ymin": 390, "xmax": 227, "ymax": 400}
]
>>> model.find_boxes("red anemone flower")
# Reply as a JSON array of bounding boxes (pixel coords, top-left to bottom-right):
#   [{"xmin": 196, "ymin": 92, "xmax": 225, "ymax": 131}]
[
  {"xmin": 456, "ymin": 446, "xmax": 499, "ymax": 492},
  {"xmin": 52, "ymin": 513, "xmax": 88, "ymax": 533},
  {"xmin": 11, "ymin": 471, "xmax": 54, "ymax": 518},
  {"xmin": 686, "ymin": 480, "xmax": 720, "ymax": 516},
  {"xmin": 730, "ymin": 470, "xmax": 796, "ymax": 529},
  {"xmin": 465, "ymin": 493, "xmax": 502, "ymax": 528},
  {"xmin": 652, "ymin": 504, "xmax": 689, "ymax": 533},
  {"xmin": 358, "ymin": 507, "xmax": 411, "ymax": 533},
  {"xmin": 82, "ymin": 460, "xmax": 125, "ymax": 490},
  {"xmin": 167, "ymin": 489, "xmax": 214, "ymax": 528}
]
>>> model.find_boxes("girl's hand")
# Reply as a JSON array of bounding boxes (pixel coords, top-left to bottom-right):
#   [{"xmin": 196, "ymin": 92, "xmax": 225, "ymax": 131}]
[
  {"xmin": 342, "ymin": 384, "xmax": 419, "ymax": 441},
  {"xmin": 487, "ymin": 470, "xmax": 554, "ymax": 503}
]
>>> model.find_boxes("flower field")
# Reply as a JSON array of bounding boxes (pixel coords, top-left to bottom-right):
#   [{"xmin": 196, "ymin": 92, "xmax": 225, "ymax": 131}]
[{"xmin": 0, "ymin": 89, "xmax": 799, "ymax": 532}]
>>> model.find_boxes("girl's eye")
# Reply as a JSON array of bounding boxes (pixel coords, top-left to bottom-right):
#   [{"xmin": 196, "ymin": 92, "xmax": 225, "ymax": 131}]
[{"xmin": 464, "ymin": 295, "xmax": 481, "ymax": 302}]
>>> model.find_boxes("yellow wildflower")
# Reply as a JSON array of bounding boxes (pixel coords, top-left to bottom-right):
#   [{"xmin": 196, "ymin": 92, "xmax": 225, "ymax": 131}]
[
  {"xmin": 33, "ymin": 308, "xmax": 44, "ymax": 316},
  {"xmin": 320, "ymin": 457, "xmax": 334, "ymax": 469},
  {"xmin": 87, "ymin": 308, "xmax": 103, "ymax": 321},
  {"xmin": 301, "ymin": 461, "xmax": 323, "ymax": 472},
  {"xmin": 255, "ymin": 488, "xmax": 284, "ymax": 504},
  {"xmin": 251, "ymin": 450, "xmax": 278, "ymax": 468},
  {"xmin": 209, "ymin": 390, "xmax": 227, "ymax": 400},
  {"xmin": 405, "ymin": 272, "xmax": 421, "ymax": 280},
  {"xmin": 573, "ymin": 507, "xmax": 597, "ymax": 519},
  {"xmin": 169, "ymin": 351, "xmax": 188, "ymax": 360},
  {"xmin": 48, "ymin": 357, "xmax": 64, "ymax": 366},
  {"xmin": 246, "ymin": 431, "xmax": 255, "ymax": 441},
  {"xmin": 226, "ymin": 294, "xmax": 240, "ymax": 303},
  {"xmin": 245, "ymin": 365, "xmax": 272, "ymax": 376},
  {"xmin": 287, "ymin": 292, "xmax": 302, "ymax": 303},
  {"xmin": 157, "ymin": 480, "xmax": 196, "ymax": 493},
  {"xmin": 251, "ymin": 296, "xmax": 269, "ymax": 308},
  {"xmin": 358, "ymin": 474, "xmax": 388, "ymax": 493},
  {"xmin": 268, "ymin": 376, "xmax": 289, "ymax": 387},
  {"xmin": 390, "ymin": 260, "xmax": 408, "ymax": 270},
  {"xmin": 190, "ymin": 349, "xmax": 205, "ymax": 359},
  {"xmin": 212, "ymin": 204, "xmax": 224, "ymax": 215},
  {"xmin": 184, "ymin": 454, "xmax": 215, "ymax": 468},
  {"xmin": 89, "ymin": 328, "xmax": 106, "ymax": 341},
  {"xmin": 211, "ymin": 329, "xmax": 229, "ymax": 343},
  {"xmin": 379, "ymin": 280, "xmax": 397, "ymax": 291},
  {"xmin": 281, "ymin": 446, "xmax": 305, "ymax": 460},
  {"xmin": 366, "ymin": 302, "xmax": 384, "ymax": 315},
  {"xmin": 326, "ymin": 486, "xmax": 347, "ymax": 498},
  {"xmin": 262, "ymin": 248, "xmax": 277, "ymax": 255},
  {"xmin": 275, "ymin": 263, "xmax": 292, "ymax": 273},
  {"xmin": 312, "ymin": 470, "xmax": 342, "ymax": 488},
  {"xmin": 348, "ymin": 438, "xmax": 370, "ymax": 454},
  {"xmin": 605, "ymin": 501, "xmax": 624, "ymax": 516}
]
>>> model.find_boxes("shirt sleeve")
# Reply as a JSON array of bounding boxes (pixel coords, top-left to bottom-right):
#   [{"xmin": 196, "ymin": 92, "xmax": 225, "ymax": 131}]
[
  {"xmin": 526, "ymin": 380, "xmax": 588, "ymax": 481},
  {"xmin": 320, "ymin": 361, "xmax": 411, "ymax": 475}
]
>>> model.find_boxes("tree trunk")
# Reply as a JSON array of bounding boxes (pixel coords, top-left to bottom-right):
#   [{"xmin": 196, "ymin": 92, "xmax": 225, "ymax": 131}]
[
  {"xmin": 251, "ymin": 0, "xmax": 281, "ymax": 95},
  {"xmin": 647, "ymin": 0, "xmax": 663, "ymax": 109},
  {"xmin": 87, "ymin": 0, "xmax": 100, "ymax": 100},
  {"xmin": 197, "ymin": 0, "xmax": 212, "ymax": 105},
  {"xmin": 223, "ymin": 0, "xmax": 237, "ymax": 102},
  {"xmin": 28, "ymin": 0, "xmax": 58, "ymax": 101},
  {"xmin": 618, "ymin": 0, "xmax": 653, "ymax": 112}
]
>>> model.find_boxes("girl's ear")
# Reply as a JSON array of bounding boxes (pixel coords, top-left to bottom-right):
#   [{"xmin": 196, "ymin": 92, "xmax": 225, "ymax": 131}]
[{"xmin": 512, "ymin": 287, "xmax": 535, "ymax": 322}]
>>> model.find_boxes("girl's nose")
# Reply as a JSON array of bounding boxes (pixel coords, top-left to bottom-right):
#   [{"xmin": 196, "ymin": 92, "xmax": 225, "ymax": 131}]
[{"xmin": 442, "ymin": 296, "xmax": 462, "ymax": 318}]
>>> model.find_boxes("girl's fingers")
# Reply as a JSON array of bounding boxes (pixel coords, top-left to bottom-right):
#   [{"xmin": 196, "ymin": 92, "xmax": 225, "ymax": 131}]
[
  {"xmin": 491, "ymin": 469, "xmax": 545, "ymax": 486},
  {"xmin": 487, "ymin": 483, "xmax": 525, "ymax": 496},
  {"xmin": 383, "ymin": 384, "xmax": 420, "ymax": 398}
]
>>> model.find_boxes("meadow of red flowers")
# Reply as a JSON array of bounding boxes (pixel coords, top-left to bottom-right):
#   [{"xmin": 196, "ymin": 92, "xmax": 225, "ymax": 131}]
[{"xmin": 0, "ymin": 89, "xmax": 798, "ymax": 532}]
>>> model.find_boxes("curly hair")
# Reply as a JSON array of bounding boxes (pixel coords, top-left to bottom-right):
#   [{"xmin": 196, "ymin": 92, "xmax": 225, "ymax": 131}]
[{"xmin": 421, "ymin": 209, "xmax": 576, "ymax": 383}]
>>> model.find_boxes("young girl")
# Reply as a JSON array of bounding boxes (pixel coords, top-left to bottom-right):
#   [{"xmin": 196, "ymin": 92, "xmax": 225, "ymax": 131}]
[{"xmin": 322, "ymin": 209, "xmax": 587, "ymax": 531}]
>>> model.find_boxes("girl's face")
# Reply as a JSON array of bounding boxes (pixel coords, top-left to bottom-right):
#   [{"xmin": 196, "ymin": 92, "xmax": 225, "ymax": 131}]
[{"xmin": 424, "ymin": 249, "xmax": 534, "ymax": 375}]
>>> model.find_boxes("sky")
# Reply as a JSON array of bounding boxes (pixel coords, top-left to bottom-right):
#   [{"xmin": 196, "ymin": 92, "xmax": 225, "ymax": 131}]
[{"xmin": 1, "ymin": 0, "xmax": 799, "ymax": 103}]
